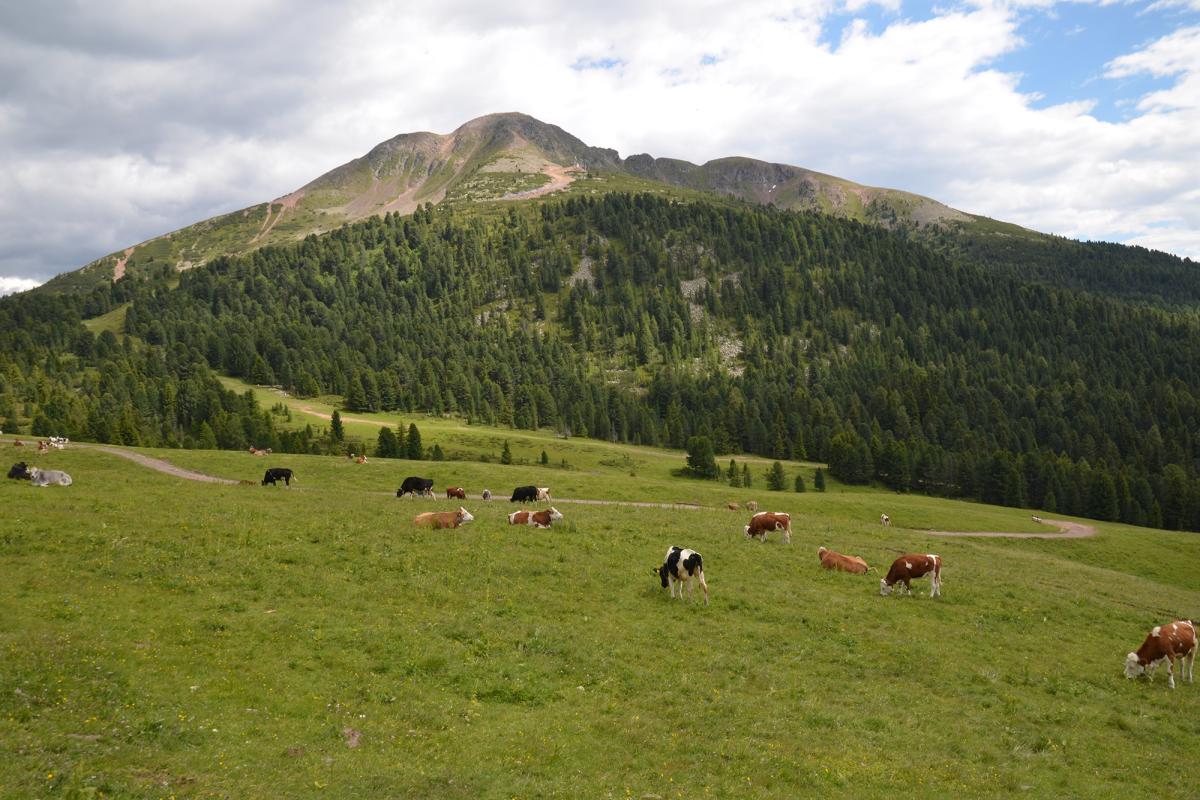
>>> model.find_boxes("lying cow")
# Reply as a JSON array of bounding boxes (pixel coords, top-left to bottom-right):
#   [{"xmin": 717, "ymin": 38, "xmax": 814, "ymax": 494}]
[
  {"xmin": 727, "ymin": 502, "xmax": 739, "ymax": 511},
  {"xmin": 1124, "ymin": 620, "xmax": 1196, "ymax": 689},
  {"xmin": 397, "ymin": 476, "xmax": 434, "ymax": 497},
  {"xmin": 7, "ymin": 461, "xmax": 32, "ymax": 480},
  {"xmin": 413, "ymin": 507, "xmax": 475, "ymax": 529},
  {"xmin": 446, "ymin": 487, "xmax": 466, "ymax": 500},
  {"xmin": 536, "ymin": 487, "xmax": 552, "ymax": 502},
  {"xmin": 508, "ymin": 507, "xmax": 564, "ymax": 528},
  {"xmin": 29, "ymin": 467, "xmax": 72, "ymax": 487},
  {"xmin": 745, "ymin": 511, "xmax": 792, "ymax": 544},
  {"xmin": 880, "ymin": 553, "xmax": 942, "ymax": 597},
  {"xmin": 262, "ymin": 467, "xmax": 294, "ymax": 487},
  {"xmin": 817, "ymin": 546, "xmax": 870, "ymax": 574},
  {"xmin": 655, "ymin": 546, "xmax": 709, "ymax": 605},
  {"xmin": 510, "ymin": 485, "xmax": 538, "ymax": 503}
]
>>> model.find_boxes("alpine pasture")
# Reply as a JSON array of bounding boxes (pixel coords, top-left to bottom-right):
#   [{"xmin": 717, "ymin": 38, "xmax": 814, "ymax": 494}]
[{"xmin": 2, "ymin": 429, "xmax": 1199, "ymax": 798}]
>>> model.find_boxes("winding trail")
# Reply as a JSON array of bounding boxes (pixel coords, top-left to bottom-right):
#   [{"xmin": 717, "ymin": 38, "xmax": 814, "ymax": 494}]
[
  {"xmin": 925, "ymin": 519, "xmax": 1097, "ymax": 539},
  {"xmin": 77, "ymin": 443, "xmax": 239, "ymax": 485}
]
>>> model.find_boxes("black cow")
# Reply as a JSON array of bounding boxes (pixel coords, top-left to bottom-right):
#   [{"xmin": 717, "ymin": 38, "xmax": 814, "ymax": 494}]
[
  {"xmin": 510, "ymin": 485, "xmax": 538, "ymax": 503},
  {"xmin": 7, "ymin": 461, "xmax": 31, "ymax": 480},
  {"xmin": 262, "ymin": 467, "xmax": 294, "ymax": 487},
  {"xmin": 397, "ymin": 476, "xmax": 434, "ymax": 498}
]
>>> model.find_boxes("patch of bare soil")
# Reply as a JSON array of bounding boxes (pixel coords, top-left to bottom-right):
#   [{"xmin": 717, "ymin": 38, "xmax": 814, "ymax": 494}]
[
  {"xmin": 112, "ymin": 247, "xmax": 135, "ymax": 282},
  {"xmin": 79, "ymin": 443, "xmax": 238, "ymax": 485},
  {"xmin": 501, "ymin": 163, "xmax": 579, "ymax": 201}
]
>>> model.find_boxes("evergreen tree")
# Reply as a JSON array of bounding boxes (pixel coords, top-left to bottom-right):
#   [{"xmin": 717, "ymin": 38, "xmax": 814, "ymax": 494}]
[
  {"xmin": 431, "ymin": 443, "xmax": 445, "ymax": 461},
  {"xmin": 376, "ymin": 426, "xmax": 399, "ymax": 458},
  {"xmin": 727, "ymin": 458, "xmax": 742, "ymax": 487},
  {"xmin": 684, "ymin": 436, "xmax": 720, "ymax": 479},
  {"xmin": 1087, "ymin": 470, "xmax": 1119, "ymax": 522},
  {"xmin": 500, "ymin": 439, "xmax": 513, "ymax": 465},
  {"xmin": 814, "ymin": 468, "xmax": 826, "ymax": 492},
  {"xmin": 330, "ymin": 410, "xmax": 344, "ymax": 442},
  {"xmin": 794, "ymin": 473, "xmax": 807, "ymax": 493},
  {"xmin": 406, "ymin": 423, "xmax": 423, "ymax": 460},
  {"xmin": 767, "ymin": 461, "xmax": 787, "ymax": 491},
  {"xmin": 540, "ymin": 450, "xmax": 549, "ymax": 465},
  {"xmin": 742, "ymin": 463, "xmax": 752, "ymax": 487}
]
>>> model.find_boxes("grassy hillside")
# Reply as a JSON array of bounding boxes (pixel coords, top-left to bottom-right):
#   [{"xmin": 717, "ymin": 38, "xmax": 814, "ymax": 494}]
[{"xmin": 1, "ymin": 440, "xmax": 1197, "ymax": 798}]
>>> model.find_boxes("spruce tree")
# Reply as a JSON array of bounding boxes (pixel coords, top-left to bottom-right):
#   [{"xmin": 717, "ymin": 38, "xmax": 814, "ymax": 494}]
[
  {"xmin": 814, "ymin": 468, "xmax": 826, "ymax": 492},
  {"xmin": 767, "ymin": 461, "xmax": 787, "ymax": 491},
  {"xmin": 431, "ymin": 443, "xmax": 445, "ymax": 461},
  {"xmin": 501, "ymin": 439, "xmax": 513, "ymax": 465},
  {"xmin": 376, "ymin": 426, "xmax": 398, "ymax": 458},
  {"xmin": 330, "ymin": 410, "xmax": 345, "ymax": 442},
  {"xmin": 685, "ymin": 436, "xmax": 719, "ymax": 479},
  {"xmin": 794, "ymin": 473, "xmax": 807, "ymax": 493},
  {"xmin": 406, "ymin": 423, "xmax": 423, "ymax": 460},
  {"xmin": 742, "ymin": 463, "xmax": 752, "ymax": 487},
  {"xmin": 540, "ymin": 450, "xmax": 549, "ymax": 465}
]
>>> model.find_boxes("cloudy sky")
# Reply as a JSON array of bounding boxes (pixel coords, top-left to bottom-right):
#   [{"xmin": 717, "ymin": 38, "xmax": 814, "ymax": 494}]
[{"xmin": 1, "ymin": 0, "xmax": 1197, "ymax": 294}]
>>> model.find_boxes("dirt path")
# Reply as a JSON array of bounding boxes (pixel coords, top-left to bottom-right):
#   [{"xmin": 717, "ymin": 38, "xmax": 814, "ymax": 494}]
[
  {"xmin": 76, "ymin": 443, "xmax": 239, "ymax": 485},
  {"xmin": 925, "ymin": 519, "xmax": 1097, "ymax": 539},
  {"xmin": 501, "ymin": 163, "xmax": 578, "ymax": 201}
]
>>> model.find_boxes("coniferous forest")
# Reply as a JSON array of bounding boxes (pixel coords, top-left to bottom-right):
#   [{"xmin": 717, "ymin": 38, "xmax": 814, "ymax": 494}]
[{"xmin": 3, "ymin": 193, "xmax": 1199, "ymax": 529}]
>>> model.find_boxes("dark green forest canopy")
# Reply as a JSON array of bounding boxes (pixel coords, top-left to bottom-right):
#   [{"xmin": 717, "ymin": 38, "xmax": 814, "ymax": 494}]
[{"xmin": 2, "ymin": 193, "xmax": 1199, "ymax": 529}]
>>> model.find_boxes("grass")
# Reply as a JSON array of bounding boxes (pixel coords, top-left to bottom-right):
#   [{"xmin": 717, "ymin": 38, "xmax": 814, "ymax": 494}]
[
  {"xmin": 81, "ymin": 303, "xmax": 130, "ymax": 338},
  {"xmin": 1, "ymin": 435, "xmax": 1198, "ymax": 799}
]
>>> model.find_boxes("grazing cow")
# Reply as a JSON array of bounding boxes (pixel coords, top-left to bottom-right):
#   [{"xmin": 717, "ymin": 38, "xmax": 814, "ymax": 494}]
[
  {"xmin": 746, "ymin": 500, "xmax": 759, "ymax": 513},
  {"xmin": 510, "ymin": 485, "xmax": 538, "ymax": 503},
  {"xmin": 507, "ymin": 507, "xmax": 564, "ymax": 528},
  {"xmin": 1124, "ymin": 620, "xmax": 1197, "ymax": 689},
  {"xmin": 536, "ymin": 487, "xmax": 552, "ymax": 502},
  {"xmin": 482, "ymin": 489, "xmax": 492, "ymax": 501},
  {"xmin": 446, "ymin": 487, "xmax": 466, "ymax": 500},
  {"xmin": 744, "ymin": 511, "xmax": 792, "ymax": 544},
  {"xmin": 29, "ymin": 467, "xmax": 72, "ymax": 487},
  {"xmin": 817, "ymin": 546, "xmax": 870, "ymax": 574},
  {"xmin": 262, "ymin": 467, "xmax": 295, "ymax": 487},
  {"xmin": 880, "ymin": 513, "xmax": 891, "ymax": 527},
  {"xmin": 654, "ymin": 546, "xmax": 709, "ymax": 605},
  {"xmin": 7, "ymin": 461, "xmax": 32, "ymax": 480},
  {"xmin": 880, "ymin": 553, "xmax": 942, "ymax": 597},
  {"xmin": 397, "ymin": 476, "xmax": 434, "ymax": 498},
  {"xmin": 412, "ymin": 507, "xmax": 475, "ymax": 529},
  {"xmin": 727, "ymin": 502, "xmax": 740, "ymax": 511},
  {"xmin": 12, "ymin": 439, "xmax": 23, "ymax": 447}
]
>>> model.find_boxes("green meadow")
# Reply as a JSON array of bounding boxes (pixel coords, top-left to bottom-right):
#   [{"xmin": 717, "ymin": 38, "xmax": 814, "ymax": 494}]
[{"xmin": 2, "ymin": 433, "xmax": 1199, "ymax": 799}]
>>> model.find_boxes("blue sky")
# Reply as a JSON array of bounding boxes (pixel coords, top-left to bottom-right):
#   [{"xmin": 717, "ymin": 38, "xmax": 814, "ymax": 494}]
[{"xmin": 0, "ymin": 0, "xmax": 1198, "ymax": 293}]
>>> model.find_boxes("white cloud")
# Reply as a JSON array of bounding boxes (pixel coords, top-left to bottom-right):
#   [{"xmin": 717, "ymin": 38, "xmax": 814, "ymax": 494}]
[
  {"xmin": 0, "ymin": 276, "xmax": 42, "ymax": 296},
  {"xmin": 0, "ymin": 0, "xmax": 1197, "ymax": 285}
]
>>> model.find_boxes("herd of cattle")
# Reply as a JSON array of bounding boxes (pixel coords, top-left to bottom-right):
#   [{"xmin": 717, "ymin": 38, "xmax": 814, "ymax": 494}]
[{"xmin": 5, "ymin": 438, "xmax": 1193, "ymax": 690}]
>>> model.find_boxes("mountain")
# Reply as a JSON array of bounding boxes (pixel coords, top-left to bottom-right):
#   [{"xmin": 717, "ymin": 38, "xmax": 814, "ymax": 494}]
[{"xmin": 46, "ymin": 112, "xmax": 988, "ymax": 292}]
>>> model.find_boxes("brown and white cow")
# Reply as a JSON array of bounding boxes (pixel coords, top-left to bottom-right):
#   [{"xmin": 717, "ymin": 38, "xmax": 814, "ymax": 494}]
[
  {"xmin": 880, "ymin": 553, "xmax": 941, "ymax": 597},
  {"xmin": 412, "ymin": 507, "xmax": 475, "ymax": 529},
  {"xmin": 744, "ymin": 511, "xmax": 792, "ymax": 544},
  {"xmin": 1124, "ymin": 620, "xmax": 1196, "ymax": 689},
  {"xmin": 745, "ymin": 500, "xmax": 759, "ymax": 513},
  {"xmin": 880, "ymin": 513, "xmax": 891, "ymax": 527},
  {"xmin": 817, "ymin": 546, "xmax": 870, "ymax": 574},
  {"xmin": 508, "ymin": 507, "xmax": 564, "ymax": 528},
  {"xmin": 446, "ymin": 487, "xmax": 466, "ymax": 500}
]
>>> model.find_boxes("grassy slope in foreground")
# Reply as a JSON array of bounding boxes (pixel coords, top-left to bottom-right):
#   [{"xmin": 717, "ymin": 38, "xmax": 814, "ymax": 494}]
[{"xmin": 1, "ymin": 443, "xmax": 1199, "ymax": 798}]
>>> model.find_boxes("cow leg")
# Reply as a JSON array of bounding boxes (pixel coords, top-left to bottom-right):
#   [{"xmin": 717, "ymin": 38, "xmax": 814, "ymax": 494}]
[{"xmin": 1167, "ymin": 656, "xmax": 1176, "ymax": 689}]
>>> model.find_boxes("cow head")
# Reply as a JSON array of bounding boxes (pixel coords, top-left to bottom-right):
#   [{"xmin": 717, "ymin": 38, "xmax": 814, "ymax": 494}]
[
  {"xmin": 655, "ymin": 564, "xmax": 669, "ymax": 588},
  {"xmin": 7, "ymin": 461, "xmax": 30, "ymax": 480},
  {"xmin": 743, "ymin": 525, "xmax": 751, "ymax": 539},
  {"xmin": 547, "ymin": 507, "xmax": 563, "ymax": 521},
  {"xmin": 879, "ymin": 578, "xmax": 893, "ymax": 596},
  {"xmin": 1124, "ymin": 652, "xmax": 1144, "ymax": 679},
  {"xmin": 457, "ymin": 507, "xmax": 475, "ymax": 524},
  {"xmin": 817, "ymin": 546, "xmax": 828, "ymax": 562}
]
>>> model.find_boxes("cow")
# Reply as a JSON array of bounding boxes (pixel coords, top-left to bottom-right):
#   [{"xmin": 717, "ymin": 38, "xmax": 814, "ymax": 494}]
[
  {"xmin": 880, "ymin": 553, "xmax": 942, "ymax": 597},
  {"xmin": 397, "ymin": 476, "xmax": 434, "ymax": 498},
  {"xmin": 817, "ymin": 546, "xmax": 870, "ymax": 574},
  {"xmin": 12, "ymin": 439, "xmax": 23, "ymax": 447},
  {"xmin": 37, "ymin": 440, "xmax": 49, "ymax": 453},
  {"xmin": 413, "ymin": 507, "xmax": 475, "ymax": 529},
  {"xmin": 654, "ymin": 546, "xmax": 709, "ymax": 605},
  {"xmin": 745, "ymin": 500, "xmax": 759, "ymax": 513},
  {"xmin": 727, "ymin": 502, "xmax": 739, "ymax": 511},
  {"xmin": 507, "ymin": 507, "xmax": 564, "ymax": 528},
  {"xmin": 249, "ymin": 447, "xmax": 272, "ymax": 456},
  {"xmin": 7, "ymin": 461, "xmax": 32, "ymax": 480},
  {"xmin": 1124, "ymin": 620, "xmax": 1197, "ymax": 689},
  {"xmin": 744, "ymin": 511, "xmax": 792, "ymax": 544},
  {"xmin": 1031, "ymin": 515, "xmax": 1043, "ymax": 523},
  {"xmin": 536, "ymin": 487, "xmax": 552, "ymax": 502},
  {"xmin": 49, "ymin": 436, "xmax": 68, "ymax": 449},
  {"xmin": 29, "ymin": 467, "xmax": 72, "ymax": 487},
  {"xmin": 356, "ymin": 454, "xmax": 367, "ymax": 464},
  {"xmin": 262, "ymin": 467, "xmax": 295, "ymax": 487},
  {"xmin": 510, "ymin": 485, "xmax": 538, "ymax": 503},
  {"xmin": 880, "ymin": 513, "xmax": 891, "ymax": 527},
  {"xmin": 482, "ymin": 489, "xmax": 492, "ymax": 501},
  {"xmin": 446, "ymin": 487, "xmax": 466, "ymax": 500}
]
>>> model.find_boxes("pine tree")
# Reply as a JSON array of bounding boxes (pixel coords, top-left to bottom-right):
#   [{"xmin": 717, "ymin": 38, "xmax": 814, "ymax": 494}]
[
  {"xmin": 727, "ymin": 459, "xmax": 742, "ymax": 487},
  {"xmin": 500, "ymin": 439, "xmax": 513, "ymax": 465},
  {"xmin": 814, "ymin": 468, "xmax": 826, "ymax": 492},
  {"xmin": 540, "ymin": 450, "xmax": 549, "ymax": 465},
  {"xmin": 431, "ymin": 443, "xmax": 445, "ymax": 461},
  {"xmin": 742, "ymin": 463, "xmax": 752, "ymax": 487},
  {"xmin": 767, "ymin": 461, "xmax": 787, "ymax": 491},
  {"xmin": 330, "ymin": 410, "xmax": 344, "ymax": 442},
  {"xmin": 794, "ymin": 473, "xmax": 807, "ymax": 493},
  {"xmin": 685, "ymin": 436, "xmax": 719, "ymax": 479},
  {"xmin": 406, "ymin": 423, "xmax": 423, "ymax": 460},
  {"xmin": 376, "ymin": 426, "xmax": 398, "ymax": 458}
]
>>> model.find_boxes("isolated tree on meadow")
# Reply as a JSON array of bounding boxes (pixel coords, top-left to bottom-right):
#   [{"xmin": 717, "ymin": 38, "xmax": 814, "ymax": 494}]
[
  {"xmin": 685, "ymin": 436, "xmax": 720, "ymax": 479},
  {"xmin": 330, "ymin": 410, "xmax": 344, "ymax": 442},
  {"xmin": 501, "ymin": 439, "xmax": 513, "ymax": 465},
  {"xmin": 814, "ymin": 468, "xmax": 826, "ymax": 492},
  {"xmin": 742, "ymin": 463, "xmax": 752, "ymax": 487},
  {"xmin": 376, "ymin": 426, "xmax": 399, "ymax": 458},
  {"xmin": 794, "ymin": 473, "xmax": 807, "ymax": 493},
  {"xmin": 407, "ymin": 423, "xmax": 423, "ymax": 460},
  {"xmin": 767, "ymin": 461, "xmax": 787, "ymax": 491},
  {"xmin": 727, "ymin": 458, "xmax": 742, "ymax": 487}
]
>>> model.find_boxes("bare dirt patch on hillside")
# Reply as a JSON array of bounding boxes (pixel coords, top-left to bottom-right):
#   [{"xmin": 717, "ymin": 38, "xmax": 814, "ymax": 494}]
[{"xmin": 925, "ymin": 518, "xmax": 1096, "ymax": 539}]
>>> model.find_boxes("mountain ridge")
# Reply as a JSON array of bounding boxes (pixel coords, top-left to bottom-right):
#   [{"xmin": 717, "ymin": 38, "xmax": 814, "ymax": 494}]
[{"xmin": 47, "ymin": 112, "xmax": 996, "ymax": 292}]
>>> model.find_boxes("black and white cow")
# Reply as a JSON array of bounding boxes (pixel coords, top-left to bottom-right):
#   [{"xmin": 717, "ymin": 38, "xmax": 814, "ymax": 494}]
[
  {"xmin": 654, "ymin": 546, "xmax": 709, "ymax": 605},
  {"xmin": 262, "ymin": 467, "xmax": 295, "ymax": 487},
  {"xmin": 397, "ymin": 476, "xmax": 434, "ymax": 497},
  {"xmin": 510, "ymin": 485, "xmax": 538, "ymax": 503}
]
